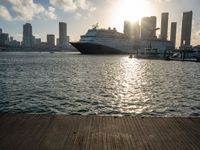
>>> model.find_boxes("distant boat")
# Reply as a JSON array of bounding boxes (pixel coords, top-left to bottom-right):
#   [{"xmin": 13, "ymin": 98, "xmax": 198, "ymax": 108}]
[
  {"xmin": 136, "ymin": 48, "xmax": 161, "ymax": 59},
  {"xmin": 50, "ymin": 51, "xmax": 54, "ymax": 54}
]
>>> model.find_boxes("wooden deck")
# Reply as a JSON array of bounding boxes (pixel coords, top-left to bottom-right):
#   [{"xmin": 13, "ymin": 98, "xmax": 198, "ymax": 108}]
[{"xmin": 0, "ymin": 114, "xmax": 200, "ymax": 150}]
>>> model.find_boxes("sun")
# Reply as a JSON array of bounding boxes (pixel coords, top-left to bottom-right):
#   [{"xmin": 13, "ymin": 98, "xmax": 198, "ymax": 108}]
[{"xmin": 111, "ymin": 0, "xmax": 151, "ymax": 32}]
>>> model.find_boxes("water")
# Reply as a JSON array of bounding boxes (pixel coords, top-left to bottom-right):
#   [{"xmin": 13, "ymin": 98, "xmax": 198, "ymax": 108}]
[{"xmin": 0, "ymin": 52, "xmax": 200, "ymax": 116}]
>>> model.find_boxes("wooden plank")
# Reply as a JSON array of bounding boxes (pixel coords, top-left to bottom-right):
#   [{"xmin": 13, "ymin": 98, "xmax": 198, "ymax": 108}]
[{"xmin": 0, "ymin": 114, "xmax": 200, "ymax": 150}]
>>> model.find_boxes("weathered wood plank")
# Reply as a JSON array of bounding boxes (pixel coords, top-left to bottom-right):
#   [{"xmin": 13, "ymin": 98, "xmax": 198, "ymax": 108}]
[{"xmin": 0, "ymin": 114, "xmax": 200, "ymax": 150}]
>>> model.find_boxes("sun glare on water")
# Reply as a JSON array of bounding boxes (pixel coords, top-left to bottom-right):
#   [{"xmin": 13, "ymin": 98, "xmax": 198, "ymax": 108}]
[{"xmin": 111, "ymin": 0, "xmax": 151, "ymax": 32}]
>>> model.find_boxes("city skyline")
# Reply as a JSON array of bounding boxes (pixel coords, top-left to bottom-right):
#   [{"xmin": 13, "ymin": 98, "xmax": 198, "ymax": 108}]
[{"xmin": 0, "ymin": 0, "xmax": 200, "ymax": 46}]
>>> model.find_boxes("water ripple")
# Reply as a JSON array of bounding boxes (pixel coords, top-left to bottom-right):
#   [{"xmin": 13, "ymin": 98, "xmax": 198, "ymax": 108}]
[{"xmin": 0, "ymin": 52, "xmax": 200, "ymax": 116}]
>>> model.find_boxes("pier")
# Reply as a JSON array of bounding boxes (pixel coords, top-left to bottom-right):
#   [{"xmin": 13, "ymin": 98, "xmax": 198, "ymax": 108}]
[{"xmin": 0, "ymin": 114, "xmax": 200, "ymax": 150}]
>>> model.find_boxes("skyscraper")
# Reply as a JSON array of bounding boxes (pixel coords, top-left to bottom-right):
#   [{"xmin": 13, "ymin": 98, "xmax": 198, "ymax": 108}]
[
  {"xmin": 124, "ymin": 21, "xmax": 132, "ymax": 38},
  {"xmin": 23, "ymin": 23, "xmax": 32, "ymax": 47},
  {"xmin": 180, "ymin": 11, "xmax": 193, "ymax": 46},
  {"xmin": 0, "ymin": 28, "xmax": 2, "ymax": 34},
  {"xmin": 132, "ymin": 21, "xmax": 140, "ymax": 40},
  {"xmin": 47, "ymin": 34, "xmax": 55, "ymax": 47},
  {"xmin": 0, "ymin": 33, "xmax": 9, "ymax": 45},
  {"xmin": 123, "ymin": 21, "xmax": 140, "ymax": 39},
  {"xmin": 35, "ymin": 38, "xmax": 41, "ymax": 46},
  {"xmin": 56, "ymin": 38, "xmax": 59, "ymax": 47},
  {"xmin": 170, "ymin": 22, "xmax": 177, "ymax": 48},
  {"xmin": 59, "ymin": 22, "xmax": 67, "ymax": 48},
  {"xmin": 141, "ymin": 16, "xmax": 157, "ymax": 40},
  {"xmin": 32, "ymin": 36, "xmax": 36, "ymax": 46},
  {"xmin": 160, "ymin": 13, "xmax": 169, "ymax": 40}
]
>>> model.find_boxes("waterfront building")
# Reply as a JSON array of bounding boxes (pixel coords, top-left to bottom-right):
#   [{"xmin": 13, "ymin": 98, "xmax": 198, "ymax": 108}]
[
  {"xmin": 56, "ymin": 38, "xmax": 59, "ymax": 47},
  {"xmin": 66, "ymin": 36, "xmax": 70, "ymax": 45},
  {"xmin": 32, "ymin": 35, "xmax": 36, "ymax": 46},
  {"xmin": 170, "ymin": 22, "xmax": 177, "ymax": 48},
  {"xmin": 9, "ymin": 40, "xmax": 21, "ymax": 47},
  {"xmin": 59, "ymin": 22, "xmax": 68, "ymax": 48},
  {"xmin": 10, "ymin": 36, "xmax": 13, "ymax": 42},
  {"xmin": 180, "ymin": 11, "xmax": 193, "ymax": 46},
  {"xmin": 124, "ymin": 21, "xmax": 132, "ymax": 38},
  {"xmin": 40, "ymin": 42, "xmax": 47, "ymax": 48},
  {"xmin": 132, "ymin": 21, "xmax": 140, "ymax": 40},
  {"xmin": 141, "ymin": 16, "xmax": 157, "ymax": 40},
  {"xmin": 0, "ymin": 33, "xmax": 9, "ymax": 46},
  {"xmin": 160, "ymin": 13, "xmax": 169, "ymax": 40},
  {"xmin": 35, "ymin": 38, "xmax": 41, "ymax": 46},
  {"xmin": 47, "ymin": 34, "xmax": 55, "ymax": 47},
  {"xmin": 23, "ymin": 23, "xmax": 32, "ymax": 47},
  {"xmin": 124, "ymin": 21, "xmax": 140, "ymax": 39}
]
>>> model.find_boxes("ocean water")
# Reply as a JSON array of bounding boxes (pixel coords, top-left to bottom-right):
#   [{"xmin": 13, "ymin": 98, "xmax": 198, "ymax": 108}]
[{"xmin": 0, "ymin": 52, "xmax": 200, "ymax": 116}]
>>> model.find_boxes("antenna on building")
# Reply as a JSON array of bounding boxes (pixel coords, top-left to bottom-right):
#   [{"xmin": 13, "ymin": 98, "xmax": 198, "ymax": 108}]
[{"xmin": 92, "ymin": 23, "xmax": 99, "ymax": 30}]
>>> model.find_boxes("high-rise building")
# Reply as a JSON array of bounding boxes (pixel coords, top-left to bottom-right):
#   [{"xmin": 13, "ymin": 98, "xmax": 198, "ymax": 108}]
[
  {"xmin": 59, "ymin": 22, "xmax": 67, "ymax": 48},
  {"xmin": 160, "ymin": 13, "xmax": 169, "ymax": 40},
  {"xmin": 132, "ymin": 21, "xmax": 140, "ymax": 40},
  {"xmin": 47, "ymin": 34, "xmax": 55, "ymax": 47},
  {"xmin": 180, "ymin": 11, "xmax": 193, "ymax": 46},
  {"xmin": 0, "ymin": 33, "xmax": 9, "ymax": 45},
  {"xmin": 124, "ymin": 21, "xmax": 140, "ymax": 39},
  {"xmin": 141, "ymin": 16, "xmax": 157, "ymax": 40},
  {"xmin": 23, "ymin": 23, "xmax": 32, "ymax": 47},
  {"xmin": 10, "ymin": 36, "xmax": 13, "ymax": 42},
  {"xmin": 35, "ymin": 38, "xmax": 41, "ymax": 46},
  {"xmin": 33, "ymin": 38, "xmax": 41, "ymax": 47},
  {"xmin": 170, "ymin": 22, "xmax": 177, "ymax": 48},
  {"xmin": 9, "ymin": 40, "xmax": 21, "ymax": 47},
  {"xmin": 56, "ymin": 38, "xmax": 59, "ymax": 47},
  {"xmin": 124, "ymin": 21, "xmax": 132, "ymax": 38},
  {"xmin": 66, "ymin": 36, "xmax": 70, "ymax": 44},
  {"xmin": 32, "ymin": 35, "xmax": 36, "ymax": 46},
  {"xmin": 0, "ymin": 28, "xmax": 2, "ymax": 34}
]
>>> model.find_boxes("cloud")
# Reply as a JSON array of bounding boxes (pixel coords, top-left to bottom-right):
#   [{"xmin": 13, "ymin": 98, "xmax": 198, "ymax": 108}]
[
  {"xmin": 1, "ymin": 0, "xmax": 57, "ymax": 21},
  {"xmin": 44, "ymin": 6, "xmax": 57, "ymax": 19},
  {"xmin": 192, "ymin": 19, "xmax": 200, "ymax": 45},
  {"xmin": 75, "ymin": 0, "xmax": 96, "ymax": 11},
  {"xmin": 0, "ymin": 5, "xmax": 12, "ymax": 21},
  {"xmin": 75, "ymin": 12, "xmax": 90, "ymax": 20},
  {"xmin": 152, "ymin": 0, "xmax": 171, "ymax": 3},
  {"xmin": 1, "ymin": 0, "xmax": 96, "ymax": 21},
  {"xmin": 105, "ymin": 0, "xmax": 170, "ymax": 4},
  {"xmin": 49, "ymin": 0, "xmax": 76, "ymax": 11},
  {"xmin": 75, "ymin": 13, "xmax": 82, "ymax": 20},
  {"xmin": 5, "ymin": 0, "xmax": 44, "ymax": 20},
  {"xmin": 49, "ymin": 0, "xmax": 96, "ymax": 12}
]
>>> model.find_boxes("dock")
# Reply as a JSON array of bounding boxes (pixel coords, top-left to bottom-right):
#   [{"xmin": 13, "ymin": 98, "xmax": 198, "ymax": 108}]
[{"xmin": 0, "ymin": 114, "xmax": 200, "ymax": 150}]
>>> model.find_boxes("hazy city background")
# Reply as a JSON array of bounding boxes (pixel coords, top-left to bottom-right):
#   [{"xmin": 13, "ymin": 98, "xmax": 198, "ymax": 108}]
[{"xmin": 0, "ymin": 10, "xmax": 197, "ymax": 52}]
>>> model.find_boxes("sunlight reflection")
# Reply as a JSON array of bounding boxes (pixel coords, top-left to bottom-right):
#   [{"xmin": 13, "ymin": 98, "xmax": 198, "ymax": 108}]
[{"xmin": 114, "ymin": 57, "xmax": 150, "ymax": 114}]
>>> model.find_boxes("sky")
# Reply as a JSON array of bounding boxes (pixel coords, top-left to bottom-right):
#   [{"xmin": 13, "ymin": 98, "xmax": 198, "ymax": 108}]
[{"xmin": 0, "ymin": 0, "xmax": 200, "ymax": 47}]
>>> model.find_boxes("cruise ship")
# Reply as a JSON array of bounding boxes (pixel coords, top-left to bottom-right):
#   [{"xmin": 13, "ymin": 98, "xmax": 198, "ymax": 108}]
[{"xmin": 71, "ymin": 26, "xmax": 173, "ymax": 55}]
